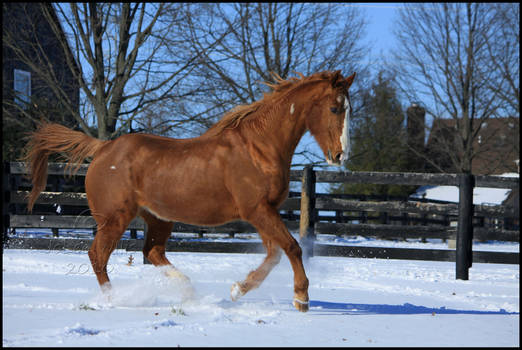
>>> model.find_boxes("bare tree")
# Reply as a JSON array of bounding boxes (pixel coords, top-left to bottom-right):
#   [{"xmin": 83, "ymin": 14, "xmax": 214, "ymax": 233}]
[
  {"xmin": 484, "ymin": 3, "xmax": 519, "ymax": 118},
  {"xmin": 164, "ymin": 3, "xmax": 370, "ymax": 143},
  {"xmin": 3, "ymin": 3, "xmax": 226, "ymax": 141},
  {"xmin": 391, "ymin": 3, "xmax": 519, "ymax": 174}
]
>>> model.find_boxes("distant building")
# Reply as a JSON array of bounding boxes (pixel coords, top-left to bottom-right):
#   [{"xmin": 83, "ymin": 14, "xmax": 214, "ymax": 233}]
[
  {"xmin": 502, "ymin": 185, "xmax": 519, "ymax": 230},
  {"xmin": 2, "ymin": 3, "xmax": 79, "ymax": 160},
  {"xmin": 471, "ymin": 118, "xmax": 519, "ymax": 175},
  {"xmin": 425, "ymin": 117, "xmax": 519, "ymax": 175}
]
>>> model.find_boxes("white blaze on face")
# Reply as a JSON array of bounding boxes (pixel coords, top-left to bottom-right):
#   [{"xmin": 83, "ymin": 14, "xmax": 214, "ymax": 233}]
[{"xmin": 339, "ymin": 96, "xmax": 351, "ymax": 164}]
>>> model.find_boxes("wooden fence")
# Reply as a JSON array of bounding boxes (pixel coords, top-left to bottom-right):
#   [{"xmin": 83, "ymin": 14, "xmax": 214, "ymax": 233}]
[{"xmin": 3, "ymin": 161, "xmax": 519, "ymax": 280}]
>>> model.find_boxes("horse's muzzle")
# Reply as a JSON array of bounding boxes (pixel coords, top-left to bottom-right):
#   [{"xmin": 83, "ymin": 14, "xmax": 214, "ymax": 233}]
[{"xmin": 327, "ymin": 149, "xmax": 343, "ymax": 166}]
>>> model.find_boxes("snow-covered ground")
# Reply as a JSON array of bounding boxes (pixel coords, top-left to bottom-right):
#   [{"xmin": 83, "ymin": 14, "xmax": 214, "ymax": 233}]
[
  {"xmin": 3, "ymin": 245, "xmax": 519, "ymax": 347},
  {"xmin": 411, "ymin": 172, "xmax": 519, "ymax": 206},
  {"xmin": 4, "ymin": 173, "xmax": 518, "ymax": 346}
]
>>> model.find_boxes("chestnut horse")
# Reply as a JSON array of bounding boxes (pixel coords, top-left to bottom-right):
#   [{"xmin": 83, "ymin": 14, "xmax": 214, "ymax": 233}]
[{"xmin": 24, "ymin": 70, "xmax": 355, "ymax": 312}]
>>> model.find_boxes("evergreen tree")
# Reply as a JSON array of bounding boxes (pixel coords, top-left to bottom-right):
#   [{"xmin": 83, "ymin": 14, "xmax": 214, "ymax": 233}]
[{"xmin": 332, "ymin": 71, "xmax": 415, "ymax": 197}]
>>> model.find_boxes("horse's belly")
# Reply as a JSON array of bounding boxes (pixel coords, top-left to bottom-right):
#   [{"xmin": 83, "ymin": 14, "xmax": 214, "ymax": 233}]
[
  {"xmin": 139, "ymin": 186, "xmax": 239, "ymax": 226},
  {"xmin": 145, "ymin": 204, "xmax": 237, "ymax": 227}
]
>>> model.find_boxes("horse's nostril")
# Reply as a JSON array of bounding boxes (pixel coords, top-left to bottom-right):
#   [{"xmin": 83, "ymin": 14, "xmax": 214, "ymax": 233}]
[{"xmin": 327, "ymin": 150, "xmax": 343, "ymax": 165}]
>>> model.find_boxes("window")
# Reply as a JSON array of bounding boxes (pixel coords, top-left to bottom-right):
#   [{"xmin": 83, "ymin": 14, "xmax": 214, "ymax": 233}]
[{"xmin": 14, "ymin": 69, "xmax": 31, "ymax": 108}]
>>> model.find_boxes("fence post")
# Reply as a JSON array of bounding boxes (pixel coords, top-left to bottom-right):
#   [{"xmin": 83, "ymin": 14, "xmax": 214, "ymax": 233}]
[
  {"xmin": 3, "ymin": 162, "xmax": 11, "ymax": 250},
  {"xmin": 456, "ymin": 173, "xmax": 474, "ymax": 280},
  {"xmin": 299, "ymin": 165, "xmax": 316, "ymax": 259},
  {"xmin": 143, "ymin": 222, "xmax": 151, "ymax": 264}
]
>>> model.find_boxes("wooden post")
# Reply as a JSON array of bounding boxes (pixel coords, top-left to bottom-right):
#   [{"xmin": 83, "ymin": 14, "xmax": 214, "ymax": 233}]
[
  {"xmin": 335, "ymin": 210, "xmax": 343, "ymax": 223},
  {"xmin": 3, "ymin": 162, "xmax": 11, "ymax": 249},
  {"xmin": 143, "ymin": 222, "xmax": 151, "ymax": 264},
  {"xmin": 299, "ymin": 165, "xmax": 316, "ymax": 259},
  {"xmin": 456, "ymin": 173, "xmax": 474, "ymax": 280}
]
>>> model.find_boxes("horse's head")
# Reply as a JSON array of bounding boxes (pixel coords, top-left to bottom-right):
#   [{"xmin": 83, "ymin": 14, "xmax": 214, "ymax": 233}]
[{"xmin": 305, "ymin": 70, "xmax": 356, "ymax": 166}]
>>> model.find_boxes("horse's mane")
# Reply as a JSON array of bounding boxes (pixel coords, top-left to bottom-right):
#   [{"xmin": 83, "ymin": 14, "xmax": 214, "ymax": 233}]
[{"xmin": 204, "ymin": 71, "xmax": 335, "ymax": 136}]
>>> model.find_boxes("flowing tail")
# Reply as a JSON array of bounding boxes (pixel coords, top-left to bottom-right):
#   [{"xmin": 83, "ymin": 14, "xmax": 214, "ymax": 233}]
[{"xmin": 23, "ymin": 123, "xmax": 109, "ymax": 212}]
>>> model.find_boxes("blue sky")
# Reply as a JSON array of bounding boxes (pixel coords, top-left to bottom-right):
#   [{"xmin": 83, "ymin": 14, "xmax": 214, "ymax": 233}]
[
  {"xmin": 359, "ymin": 3, "xmax": 399, "ymax": 53},
  {"xmin": 355, "ymin": 3, "xmax": 400, "ymax": 72}
]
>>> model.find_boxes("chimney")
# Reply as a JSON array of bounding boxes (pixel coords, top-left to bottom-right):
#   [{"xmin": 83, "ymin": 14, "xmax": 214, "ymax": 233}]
[{"xmin": 406, "ymin": 103, "xmax": 426, "ymax": 172}]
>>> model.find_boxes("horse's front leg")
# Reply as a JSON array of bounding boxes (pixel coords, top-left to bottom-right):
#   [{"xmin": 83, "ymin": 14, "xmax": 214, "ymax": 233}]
[
  {"xmin": 230, "ymin": 240, "xmax": 282, "ymax": 301},
  {"xmin": 234, "ymin": 203, "xmax": 309, "ymax": 312}
]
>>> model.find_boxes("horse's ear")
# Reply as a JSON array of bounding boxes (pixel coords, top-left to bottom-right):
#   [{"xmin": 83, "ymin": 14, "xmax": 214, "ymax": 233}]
[
  {"xmin": 331, "ymin": 70, "xmax": 343, "ymax": 87},
  {"xmin": 345, "ymin": 72, "xmax": 356, "ymax": 88}
]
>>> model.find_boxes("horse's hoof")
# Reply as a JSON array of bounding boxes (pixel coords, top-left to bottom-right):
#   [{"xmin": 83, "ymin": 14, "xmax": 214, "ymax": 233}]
[
  {"xmin": 100, "ymin": 282, "xmax": 112, "ymax": 293},
  {"xmin": 165, "ymin": 268, "xmax": 191, "ymax": 283},
  {"xmin": 163, "ymin": 268, "xmax": 196, "ymax": 300},
  {"xmin": 180, "ymin": 283, "xmax": 196, "ymax": 302},
  {"xmin": 99, "ymin": 282, "xmax": 113, "ymax": 302},
  {"xmin": 230, "ymin": 282, "xmax": 244, "ymax": 302},
  {"xmin": 293, "ymin": 297, "xmax": 309, "ymax": 312}
]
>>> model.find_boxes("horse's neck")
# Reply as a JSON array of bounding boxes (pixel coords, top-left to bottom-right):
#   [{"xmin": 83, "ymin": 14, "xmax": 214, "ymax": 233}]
[{"xmin": 244, "ymin": 88, "xmax": 316, "ymax": 167}]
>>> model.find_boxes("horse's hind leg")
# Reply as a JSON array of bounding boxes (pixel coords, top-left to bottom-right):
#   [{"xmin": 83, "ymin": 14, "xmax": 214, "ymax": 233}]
[
  {"xmin": 139, "ymin": 209, "xmax": 192, "ymax": 285},
  {"xmin": 231, "ymin": 239, "xmax": 282, "ymax": 301},
  {"xmin": 88, "ymin": 207, "xmax": 136, "ymax": 292},
  {"xmin": 140, "ymin": 209, "xmax": 174, "ymax": 266}
]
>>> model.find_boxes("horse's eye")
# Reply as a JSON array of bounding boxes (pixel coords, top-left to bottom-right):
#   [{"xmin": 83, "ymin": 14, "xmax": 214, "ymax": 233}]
[{"xmin": 330, "ymin": 107, "xmax": 338, "ymax": 114}]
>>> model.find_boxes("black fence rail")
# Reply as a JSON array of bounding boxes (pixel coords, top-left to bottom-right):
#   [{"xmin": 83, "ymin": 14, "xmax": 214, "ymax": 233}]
[
  {"xmin": 297, "ymin": 166, "xmax": 519, "ymax": 279},
  {"xmin": 3, "ymin": 161, "xmax": 519, "ymax": 280}
]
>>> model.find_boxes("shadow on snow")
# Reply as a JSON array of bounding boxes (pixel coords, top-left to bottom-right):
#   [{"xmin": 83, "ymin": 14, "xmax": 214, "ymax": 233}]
[{"xmin": 308, "ymin": 300, "xmax": 518, "ymax": 316}]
